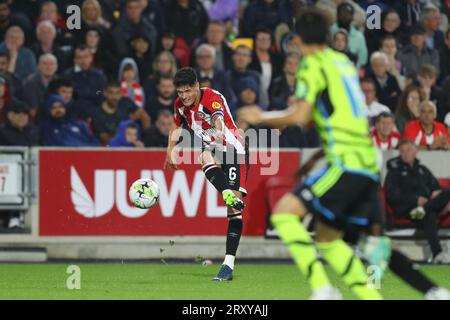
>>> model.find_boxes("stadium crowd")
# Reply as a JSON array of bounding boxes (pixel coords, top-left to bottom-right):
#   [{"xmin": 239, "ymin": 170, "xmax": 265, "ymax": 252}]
[{"xmin": 0, "ymin": 0, "xmax": 448, "ymax": 150}]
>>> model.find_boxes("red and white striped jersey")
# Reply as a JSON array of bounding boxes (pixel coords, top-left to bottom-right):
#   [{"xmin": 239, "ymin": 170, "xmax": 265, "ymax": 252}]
[{"xmin": 173, "ymin": 87, "xmax": 245, "ymax": 154}]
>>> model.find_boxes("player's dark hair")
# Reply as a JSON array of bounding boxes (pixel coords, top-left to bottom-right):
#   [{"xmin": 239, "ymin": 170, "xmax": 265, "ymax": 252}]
[
  {"xmin": 295, "ymin": 9, "xmax": 330, "ymax": 45},
  {"xmin": 174, "ymin": 67, "xmax": 198, "ymax": 88}
]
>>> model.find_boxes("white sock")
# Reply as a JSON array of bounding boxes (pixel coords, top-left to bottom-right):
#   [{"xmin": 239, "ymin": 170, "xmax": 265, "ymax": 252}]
[{"xmin": 223, "ymin": 255, "xmax": 235, "ymax": 269}]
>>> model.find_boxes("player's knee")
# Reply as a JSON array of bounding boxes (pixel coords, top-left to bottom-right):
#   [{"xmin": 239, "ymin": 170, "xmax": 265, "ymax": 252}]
[{"xmin": 315, "ymin": 221, "xmax": 343, "ymax": 243}]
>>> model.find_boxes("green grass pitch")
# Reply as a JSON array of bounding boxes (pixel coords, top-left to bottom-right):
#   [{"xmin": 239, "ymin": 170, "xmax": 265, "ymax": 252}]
[{"xmin": 0, "ymin": 262, "xmax": 449, "ymax": 300}]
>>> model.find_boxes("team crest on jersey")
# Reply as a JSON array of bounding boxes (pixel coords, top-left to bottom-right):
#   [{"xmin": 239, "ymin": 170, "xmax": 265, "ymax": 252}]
[
  {"xmin": 197, "ymin": 111, "xmax": 206, "ymax": 119},
  {"xmin": 212, "ymin": 102, "xmax": 221, "ymax": 109}
]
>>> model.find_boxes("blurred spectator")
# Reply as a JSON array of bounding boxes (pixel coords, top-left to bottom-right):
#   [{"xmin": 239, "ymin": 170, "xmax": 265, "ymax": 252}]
[
  {"xmin": 395, "ymin": 85, "xmax": 424, "ymax": 134},
  {"xmin": 157, "ymin": 31, "xmax": 190, "ymax": 67},
  {"xmin": 398, "ymin": 24, "xmax": 440, "ymax": 80},
  {"xmin": 415, "ymin": 64, "xmax": 444, "ymax": 121},
  {"xmin": 164, "ymin": 0, "xmax": 209, "ymax": 46},
  {"xmin": 439, "ymin": 28, "xmax": 450, "ymax": 81},
  {"xmin": 241, "ymin": 0, "xmax": 292, "ymax": 37},
  {"xmin": 23, "ymin": 53, "xmax": 58, "ymax": 115},
  {"xmin": 0, "ymin": 25, "xmax": 37, "ymax": 80},
  {"xmin": 83, "ymin": 26, "xmax": 118, "ymax": 81},
  {"xmin": 109, "ymin": 119, "xmax": 144, "ymax": 148},
  {"xmin": 118, "ymin": 58, "xmax": 144, "ymax": 108},
  {"xmin": 371, "ymin": 112, "xmax": 401, "ymax": 150},
  {"xmin": 46, "ymin": 76, "xmax": 75, "ymax": 122},
  {"xmin": 100, "ymin": 0, "xmax": 123, "ymax": 28},
  {"xmin": 380, "ymin": 35, "xmax": 405, "ymax": 90},
  {"xmin": 316, "ymin": 0, "xmax": 367, "ymax": 30},
  {"xmin": 64, "ymin": 45, "xmax": 107, "ymax": 120},
  {"xmin": 91, "ymin": 81, "xmax": 145, "ymax": 145},
  {"xmin": 0, "ymin": 51, "xmax": 23, "ymax": 99},
  {"xmin": 143, "ymin": 50, "xmax": 178, "ymax": 101},
  {"xmin": 193, "ymin": 20, "xmax": 233, "ymax": 71},
  {"xmin": 112, "ymin": 0, "xmax": 157, "ymax": 58},
  {"xmin": 269, "ymin": 52, "xmax": 300, "ymax": 110},
  {"xmin": 142, "ymin": 109, "xmax": 172, "ymax": 147},
  {"xmin": 235, "ymin": 76, "xmax": 259, "ymax": 110},
  {"xmin": 0, "ymin": 0, "xmax": 33, "ymax": 45},
  {"xmin": 331, "ymin": 28, "xmax": 358, "ymax": 65},
  {"xmin": 403, "ymin": 100, "xmax": 449, "ymax": 150},
  {"xmin": 195, "ymin": 43, "xmax": 236, "ymax": 109},
  {"xmin": 422, "ymin": 4, "xmax": 445, "ymax": 51},
  {"xmin": 145, "ymin": 74, "xmax": 175, "ymax": 123},
  {"xmin": 36, "ymin": 1, "xmax": 71, "ymax": 47},
  {"xmin": 81, "ymin": 0, "xmax": 112, "ymax": 30},
  {"xmin": 360, "ymin": 77, "xmax": 391, "ymax": 125},
  {"xmin": 140, "ymin": 0, "xmax": 166, "ymax": 35},
  {"xmin": 226, "ymin": 45, "xmax": 263, "ymax": 109},
  {"xmin": 249, "ymin": 27, "xmax": 282, "ymax": 108},
  {"xmin": 0, "ymin": 74, "xmax": 11, "ymax": 123},
  {"xmin": 129, "ymin": 33, "xmax": 153, "ymax": 81},
  {"xmin": 365, "ymin": 9, "xmax": 404, "ymax": 55},
  {"xmin": 394, "ymin": 0, "xmax": 425, "ymax": 30},
  {"xmin": 368, "ymin": 51, "xmax": 401, "ymax": 111},
  {"xmin": 330, "ymin": 2, "xmax": 368, "ymax": 68},
  {"xmin": 439, "ymin": 75, "xmax": 450, "ymax": 126},
  {"xmin": 32, "ymin": 20, "xmax": 68, "ymax": 72},
  {"xmin": 385, "ymin": 139, "xmax": 450, "ymax": 264},
  {"xmin": 204, "ymin": 0, "xmax": 239, "ymax": 42},
  {"xmin": 0, "ymin": 99, "xmax": 39, "ymax": 146},
  {"xmin": 41, "ymin": 94, "xmax": 99, "ymax": 147}
]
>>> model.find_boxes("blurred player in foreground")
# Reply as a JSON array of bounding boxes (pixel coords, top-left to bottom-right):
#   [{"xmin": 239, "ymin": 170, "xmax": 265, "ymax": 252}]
[{"xmin": 164, "ymin": 67, "xmax": 248, "ymax": 281}]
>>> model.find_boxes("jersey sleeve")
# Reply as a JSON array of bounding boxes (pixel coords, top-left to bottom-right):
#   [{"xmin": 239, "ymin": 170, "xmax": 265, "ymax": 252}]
[
  {"xmin": 295, "ymin": 59, "xmax": 325, "ymax": 105},
  {"xmin": 173, "ymin": 102, "xmax": 182, "ymax": 127},
  {"xmin": 204, "ymin": 92, "xmax": 225, "ymax": 120}
]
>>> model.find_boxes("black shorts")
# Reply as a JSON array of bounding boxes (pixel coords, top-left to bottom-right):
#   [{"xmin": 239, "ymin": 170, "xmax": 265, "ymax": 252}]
[
  {"xmin": 293, "ymin": 165, "xmax": 383, "ymax": 231},
  {"xmin": 202, "ymin": 143, "xmax": 249, "ymax": 196}
]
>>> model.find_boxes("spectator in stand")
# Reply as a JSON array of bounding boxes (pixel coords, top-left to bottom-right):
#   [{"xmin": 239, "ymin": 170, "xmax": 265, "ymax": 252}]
[
  {"xmin": 145, "ymin": 74, "xmax": 175, "ymax": 123},
  {"xmin": 398, "ymin": 24, "xmax": 440, "ymax": 81},
  {"xmin": 32, "ymin": 20, "xmax": 68, "ymax": 72},
  {"xmin": 360, "ymin": 78, "xmax": 391, "ymax": 126},
  {"xmin": 83, "ymin": 26, "xmax": 118, "ymax": 81},
  {"xmin": 195, "ymin": 43, "xmax": 236, "ymax": 110},
  {"xmin": 91, "ymin": 81, "xmax": 149, "ymax": 145},
  {"xmin": 109, "ymin": 120, "xmax": 144, "ymax": 148},
  {"xmin": 394, "ymin": 0, "xmax": 425, "ymax": 31},
  {"xmin": 0, "ymin": 26, "xmax": 37, "ymax": 80},
  {"xmin": 118, "ymin": 58, "xmax": 145, "ymax": 109},
  {"xmin": 248, "ymin": 27, "xmax": 282, "ymax": 108},
  {"xmin": 330, "ymin": 2, "xmax": 368, "ymax": 68},
  {"xmin": 316, "ymin": 0, "xmax": 367, "ymax": 30},
  {"xmin": 0, "ymin": 99, "xmax": 39, "ymax": 146},
  {"xmin": 129, "ymin": 33, "xmax": 153, "ymax": 82},
  {"xmin": 403, "ymin": 100, "xmax": 450, "ymax": 150},
  {"xmin": 81, "ymin": 0, "xmax": 112, "ymax": 31},
  {"xmin": 46, "ymin": 76, "xmax": 74, "ymax": 113},
  {"xmin": 142, "ymin": 109, "xmax": 172, "ymax": 147},
  {"xmin": 204, "ymin": 0, "xmax": 239, "ymax": 44},
  {"xmin": 371, "ymin": 112, "xmax": 401, "ymax": 150},
  {"xmin": 41, "ymin": 94, "xmax": 99, "ymax": 147},
  {"xmin": 112, "ymin": 0, "xmax": 157, "ymax": 58},
  {"xmin": 416, "ymin": 64, "xmax": 444, "ymax": 121},
  {"xmin": 164, "ymin": 0, "xmax": 209, "ymax": 46},
  {"xmin": 439, "ymin": 29, "xmax": 450, "ymax": 81},
  {"xmin": 380, "ymin": 35, "xmax": 405, "ymax": 90},
  {"xmin": 395, "ymin": 85, "xmax": 425, "ymax": 134},
  {"xmin": 143, "ymin": 50, "xmax": 178, "ymax": 103},
  {"xmin": 365, "ymin": 9, "xmax": 404, "ymax": 56},
  {"xmin": 0, "ymin": 52, "xmax": 23, "ymax": 99},
  {"xmin": 0, "ymin": 0, "xmax": 32, "ymax": 45},
  {"xmin": 269, "ymin": 52, "xmax": 300, "ymax": 110},
  {"xmin": 368, "ymin": 51, "xmax": 401, "ymax": 112},
  {"xmin": 439, "ymin": 75, "xmax": 450, "ymax": 125},
  {"xmin": 64, "ymin": 45, "xmax": 107, "ymax": 120},
  {"xmin": 385, "ymin": 139, "xmax": 450, "ymax": 264},
  {"xmin": 192, "ymin": 20, "xmax": 233, "ymax": 71},
  {"xmin": 331, "ymin": 28, "xmax": 358, "ymax": 66},
  {"xmin": 36, "ymin": 1, "xmax": 71, "ymax": 47},
  {"xmin": 235, "ymin": 76, "xmax": 260, "ymax": 111},
  {"xmin": 226, "ymin": 45, "xmax": 263, "ymax": 109},
  {"xmin": 23, "ymin": 53, "xmax": 58, "ymax": 116},
  {"xmin": 0, "ymin": 75, "xmax": 11, "ymax": 123},
  {"xmin": 140, "ymin": 0, "xmax": 166, "ymax": 35},
  {"xmin": 422, "ymin": 4, "xmax": 446, "ymax": 51},
  {"xmin": 241, "ymin": 0, "xmax": 292, "ymax": 37}
]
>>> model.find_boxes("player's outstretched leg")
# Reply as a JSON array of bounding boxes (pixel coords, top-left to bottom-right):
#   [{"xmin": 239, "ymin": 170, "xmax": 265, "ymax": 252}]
[
  {"xmin": 270, "ymin": 193, "xmax": 340, "ymax": 299},
  {"xmin": 212, "ymin": 205, "xmax": 243, "ymax": 282},
  {"xmin": 315, "ymin": 221, "xmax": 382, "ymax": 300}
]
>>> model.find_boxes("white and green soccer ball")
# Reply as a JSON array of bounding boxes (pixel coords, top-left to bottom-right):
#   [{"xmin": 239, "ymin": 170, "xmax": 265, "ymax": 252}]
[{"xmin": 129, "ymin": 178, "xmax": 160, "ymax": 209}]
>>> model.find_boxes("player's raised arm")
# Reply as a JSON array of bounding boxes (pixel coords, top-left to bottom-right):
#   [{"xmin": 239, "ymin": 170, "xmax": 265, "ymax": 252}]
[{"xmin": 237, "ymin": 99, "xmax": 313, "ymax": 128}]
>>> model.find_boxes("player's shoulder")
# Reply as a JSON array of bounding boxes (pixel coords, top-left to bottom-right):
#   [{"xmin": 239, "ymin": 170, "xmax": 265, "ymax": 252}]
[
  {"xmin": 173, "ymin": 97, "xmax": 184, "ymax": 109},
  {"xmin": 201, "ymin": 87, "xmax": 225, "ymax": 107}
]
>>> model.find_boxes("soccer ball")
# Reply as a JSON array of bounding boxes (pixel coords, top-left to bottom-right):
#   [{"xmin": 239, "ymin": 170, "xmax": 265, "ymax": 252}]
[{"xmin": 129, "ymin": 178, "xmax": 160, "ymax": 209}]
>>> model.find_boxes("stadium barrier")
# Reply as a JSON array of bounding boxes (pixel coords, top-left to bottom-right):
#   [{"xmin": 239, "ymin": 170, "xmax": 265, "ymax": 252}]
[{"xmin": 0, "ymin": 147, "xmax": 448, "ymax": 261}]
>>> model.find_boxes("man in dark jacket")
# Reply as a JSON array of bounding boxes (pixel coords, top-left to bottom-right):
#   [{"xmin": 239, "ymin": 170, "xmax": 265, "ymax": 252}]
[
  {"xmin": 142, "ymin": 109, "xmax": 171, "ymax": 148},
  {"xmin": 0, "ymin": 99, "xmax": 39, "ymax": 146},
  {"xmin": 385, "ymin": 139, "xmax": 450, "ymax": 263}
]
